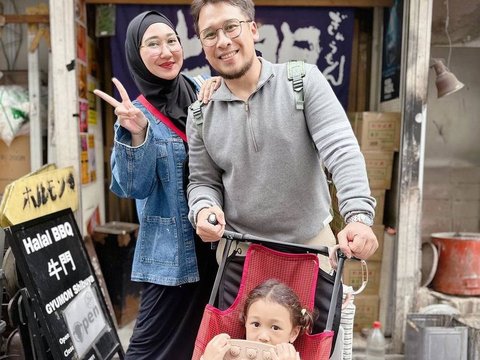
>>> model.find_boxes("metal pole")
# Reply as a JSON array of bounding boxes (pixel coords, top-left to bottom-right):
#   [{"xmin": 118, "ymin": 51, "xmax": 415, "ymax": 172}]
[{"xmin": 392, "ymin": 0, "xmax": 433, "ymax": 352}]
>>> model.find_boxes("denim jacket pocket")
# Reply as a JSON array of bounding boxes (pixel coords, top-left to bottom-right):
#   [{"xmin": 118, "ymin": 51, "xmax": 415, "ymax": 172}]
[
  {"xmin": 139, "ymin": 216, "xmax": 179, "ymax": 266},
  {"xmin": 155, "ymin": 140, "xmax": 169, "ymax": 182}
]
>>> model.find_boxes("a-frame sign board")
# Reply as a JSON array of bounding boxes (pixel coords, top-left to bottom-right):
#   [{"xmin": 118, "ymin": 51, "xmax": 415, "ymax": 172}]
[{"xmin": 5, "ymin": 208, "xmax": 124, "ymax": 359}]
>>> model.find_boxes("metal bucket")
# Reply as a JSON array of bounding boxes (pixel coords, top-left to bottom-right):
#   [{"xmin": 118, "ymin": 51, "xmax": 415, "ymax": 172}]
[{"xmin": 431, "ymin": 232, "xmax": 480, "ymax": 295}]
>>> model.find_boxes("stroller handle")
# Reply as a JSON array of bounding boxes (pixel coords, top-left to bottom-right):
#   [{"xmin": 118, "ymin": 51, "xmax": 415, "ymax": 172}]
[
  {"xmin": 207, "ymin": 213, "xmax": 331, "ymax": 257},
  {"xmin": 222, "ymin": 229, "xmax": 331, "ymax": 257}
]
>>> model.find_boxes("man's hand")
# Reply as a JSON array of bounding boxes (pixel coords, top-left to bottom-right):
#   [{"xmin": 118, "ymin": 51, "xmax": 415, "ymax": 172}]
[
  {"xmin": 196, "ymin": 205, "xmax": 226, "ymax": 242},
  {"xmin": 337, "ymin": 222, "xmax": 378, "ymax": 260}
]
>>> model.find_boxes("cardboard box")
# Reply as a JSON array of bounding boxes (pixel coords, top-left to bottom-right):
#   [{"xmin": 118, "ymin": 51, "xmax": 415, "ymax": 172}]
[
  {"xmin": 371, "ymin": 189, "xmax": 386, "ymax": 225},
  {"xmin": 352, "ymin": 294, "xmax": 380, "ymax": 333},
  {"xmin": 329, "ymin": 185, "xmax": 386, "ymax": 226},
  {"xmin": 348, "ymin": 112, "xmax": 401, "ymax": 151},
  {"xmin": 0, "ymin": 136, "xmax": 31, "ymax": 194},
  {"xmin": 369, "ymin": 225, "xmax": 385, "ymax": 262},
  {"xmin": 330, "ymin": 208, "xmax": 344, "ymax": 236},
  {"xmin": 363, "ymin": 150, "xmax": 394, "ymax": 189},
  {"xmin": 343, "ymin": 260, "xmax": 382, "ymax": 295}
]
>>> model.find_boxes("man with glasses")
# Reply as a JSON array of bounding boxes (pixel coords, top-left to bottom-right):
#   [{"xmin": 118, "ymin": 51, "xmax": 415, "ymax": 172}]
[{"xmin": 186, "ymin": 0, "xmax": 378, "ymax": 347}]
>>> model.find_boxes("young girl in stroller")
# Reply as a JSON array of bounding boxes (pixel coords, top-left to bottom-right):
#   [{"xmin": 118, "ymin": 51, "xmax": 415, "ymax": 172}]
[{"xmin": 201, "ymin": 279, "xmax": 316, "ymax": 360}]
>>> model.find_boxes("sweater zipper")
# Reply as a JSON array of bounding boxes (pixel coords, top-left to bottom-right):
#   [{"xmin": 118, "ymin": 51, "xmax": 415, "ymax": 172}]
[{"xmin": 245, "ymin": 102, "xmax": 258, "ymax": 152}]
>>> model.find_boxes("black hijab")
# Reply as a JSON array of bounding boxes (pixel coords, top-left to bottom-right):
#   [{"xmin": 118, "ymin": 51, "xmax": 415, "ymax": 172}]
[{"xmin": 125, "ymin": 11, "xmax": 196, "ymax": 135}]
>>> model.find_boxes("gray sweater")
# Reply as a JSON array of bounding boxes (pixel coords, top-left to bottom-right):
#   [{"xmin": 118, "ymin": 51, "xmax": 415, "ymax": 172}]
[{"xmin": 187, "ymin": 58, "xmax": 375, "ymax": 244}]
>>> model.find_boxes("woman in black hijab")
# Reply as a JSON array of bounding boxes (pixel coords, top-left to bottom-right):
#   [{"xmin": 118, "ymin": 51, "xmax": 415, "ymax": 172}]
[{"xmin": 94, "ymin": 11, "xmax": 218, "ymax": 359}]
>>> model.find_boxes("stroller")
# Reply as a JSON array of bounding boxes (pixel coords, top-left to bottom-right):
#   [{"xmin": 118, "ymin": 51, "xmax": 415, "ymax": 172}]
[{"xmin": 192, "ymin": 230, "xmax": 347, "ymax": 360}]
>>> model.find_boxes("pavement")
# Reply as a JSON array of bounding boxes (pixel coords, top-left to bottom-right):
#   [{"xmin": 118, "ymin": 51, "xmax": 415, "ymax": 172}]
[{"xmin": 116, "ymin": 319, "xmax": 135, "ymax": 352}]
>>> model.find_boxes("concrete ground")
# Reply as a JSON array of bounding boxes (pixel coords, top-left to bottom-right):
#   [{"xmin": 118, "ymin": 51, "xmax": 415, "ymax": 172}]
[
  {"xmin": 116, "ymin": 319, "xmax": 135, "ymax": 352},
  {"xmin": 352, "ymin": 333, "xmax": 404, "ymax": 359}
]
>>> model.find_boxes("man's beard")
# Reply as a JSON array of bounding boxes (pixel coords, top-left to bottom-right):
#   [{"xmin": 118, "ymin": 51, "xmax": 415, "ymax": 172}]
[{"xmin": 215, "ymin": 55, "xmax": 254, "ymax": 80}]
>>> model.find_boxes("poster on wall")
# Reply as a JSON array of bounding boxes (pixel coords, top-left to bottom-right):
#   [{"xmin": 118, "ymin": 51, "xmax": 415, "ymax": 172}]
[
  {"xmin": 80, "ymin": 134, "xmax": 90, "ymax": 185},
  {"xmin": 75, "ymin": 0, "xmax": 86, "ymax": 24},
  {"xmin": 79, "ymin": 101, "xmax": 88, "ymax": 132},
  {"xmin": 380, "ymin": 0, "xmax": 404, "ymax": 102},
  {"xmin": 111, "ymin": 5, "xmax": 354, "ymax": 109},
  {"xmin": 88, "ymin": 134, "xmax": 97, "ymax": 182},
  {"xmin": 77, "ymin": 63, "xmax": 88, "ymax": 100},
  {"xmin": 87, "ymin": 76, "xmax": 98, "ymax": 125},
  {"xmin": 76, "ymin": 23, "xmax": 87, "ymax": 62}
]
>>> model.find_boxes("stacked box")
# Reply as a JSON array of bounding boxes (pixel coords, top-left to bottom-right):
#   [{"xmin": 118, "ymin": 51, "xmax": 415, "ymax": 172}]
[
  {"xmin": 329, "ymin": 186, "xmax": 386, "ymax": 229},
  {"xmin": 369, "ymin": 225, "xmax": 385, "ymax": 262},
  {"xmin": 333, "ymin": 112, "xmax": 400, "ymax": 332},
  {"xmin": 348, "ymin": 111, "xmax": 401, "ymax": 152},
  {"xmin": 351, "ymin": 295, "xmax": 380, "ymax": 333},
  {"xmin": 362, "ymin": 150, "xmax": 394, "ymax": 190},
  {"xmin": 343, "ymin": 260, "xmax": 382, "ymax": 295},
  {"xmin": 0, "ymin": 136, "xmax": 31, "ymax": 194},
  {"xmin": 371, "ymin": 189, "xmax": 386, "ymax": 225},
  {"xmin": 348, "ymin": 111, "xmax": 400, "ymax": 190}
]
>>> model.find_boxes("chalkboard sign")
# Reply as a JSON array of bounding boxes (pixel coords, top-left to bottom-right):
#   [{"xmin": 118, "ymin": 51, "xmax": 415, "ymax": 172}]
[{"xmin": 5, "ymin": 208, "xmax": 124, "ymax": 359}]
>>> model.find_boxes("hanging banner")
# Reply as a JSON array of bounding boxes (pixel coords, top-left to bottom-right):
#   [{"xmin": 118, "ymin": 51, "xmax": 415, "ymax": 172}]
[
  {"xmin": 380, "ymin": 0, "xmax": 404, "ymax": 102},
  {"xmin": 111, "ymin": 5, "xmax": 354, "ymax": 109}
]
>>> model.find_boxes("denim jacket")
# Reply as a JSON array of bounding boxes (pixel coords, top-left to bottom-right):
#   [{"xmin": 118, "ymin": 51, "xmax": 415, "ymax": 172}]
[{"xmin": 110, "ymin": 76, "xmax": 205, "ymax": 286}]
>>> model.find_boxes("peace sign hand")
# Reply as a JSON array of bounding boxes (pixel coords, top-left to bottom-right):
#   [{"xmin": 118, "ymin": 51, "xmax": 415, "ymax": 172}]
[{"xmin": 93, "ymin": 77, "xmax": 148, "ymax": 138}]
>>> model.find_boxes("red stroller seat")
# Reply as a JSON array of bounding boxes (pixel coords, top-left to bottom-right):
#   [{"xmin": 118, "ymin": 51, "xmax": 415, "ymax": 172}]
[{"xmin": 193, "ymin": 235, "xmax": 343, "ymax": 360}]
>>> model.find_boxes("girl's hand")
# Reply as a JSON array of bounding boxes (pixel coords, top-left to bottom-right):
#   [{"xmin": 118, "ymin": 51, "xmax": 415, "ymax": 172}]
[
  {"xmin": 202, "ymin": 333, "xmax": 231, "ymax": 360},
  {"xmin": 273, "ymin": 343, "xmax": 300, "ymax": 360},
  {"xmin": 198, "ymin": 76, "xmax": 222, "ymax": 104},
  {"xmin": 94, "ymin": 78, "xmax": 149, "ymax": 139}
]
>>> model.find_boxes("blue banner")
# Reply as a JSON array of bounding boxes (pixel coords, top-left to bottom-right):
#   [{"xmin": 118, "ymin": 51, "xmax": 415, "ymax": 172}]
[{"xmin": 111, "ymin": 5, "xmax": 354, "ymax": 108}]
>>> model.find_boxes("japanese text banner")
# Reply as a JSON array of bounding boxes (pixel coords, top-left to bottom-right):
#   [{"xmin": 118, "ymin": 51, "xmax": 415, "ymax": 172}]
[{"xmin": 112, "ymin": 5, "xmax": 354, "ymax": 109}]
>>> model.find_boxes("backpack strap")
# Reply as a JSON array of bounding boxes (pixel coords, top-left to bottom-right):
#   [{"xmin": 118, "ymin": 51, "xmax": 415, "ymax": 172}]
[
  {"xmin": 186, "ymin": 73, "xmax": 211, "ymax": 139},
  {"xmin": 189, "ymin": 100, "xmax": 205, "ymax": 138},
  {"xmin": 287, "ymin": 60, "xmax": 306, "ymax": 110},
  {"xmin": 190, "ymin": 62, "xmax": 305, "ymax": 140}
]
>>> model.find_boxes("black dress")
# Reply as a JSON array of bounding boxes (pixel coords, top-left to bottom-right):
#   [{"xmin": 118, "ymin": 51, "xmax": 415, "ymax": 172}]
[{"xmin": 125, "ymin": 236, "xmax": 217, "ymax": 359}]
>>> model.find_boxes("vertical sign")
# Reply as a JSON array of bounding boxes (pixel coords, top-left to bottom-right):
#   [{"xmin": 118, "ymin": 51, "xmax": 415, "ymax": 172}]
[
  {"xmin": 381, "ymin": 0, "xmax": 404, "ymax": 102},
  {"xmin": 6, "ymin": 209, "xmax": 123, "ymax": 359}
]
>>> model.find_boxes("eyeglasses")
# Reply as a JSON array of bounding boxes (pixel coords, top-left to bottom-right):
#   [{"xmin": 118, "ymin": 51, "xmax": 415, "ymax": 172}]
[
  {"xmin": 199, "ymin": 18, "xmax": 253, "ymax": 47},
  {"xmin": 140, "ymin": 36, "xmax": 181, "ymax": 54}
]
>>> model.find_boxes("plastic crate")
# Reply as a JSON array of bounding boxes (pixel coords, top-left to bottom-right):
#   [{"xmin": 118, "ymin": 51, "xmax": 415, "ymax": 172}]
[
  {"xmin": 405, "ymin": 314, "xmax": 468, "ymax": 360},
  {"xmin": 453, "ymin": 316, "xmax": 480, "ymax": 360}
]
